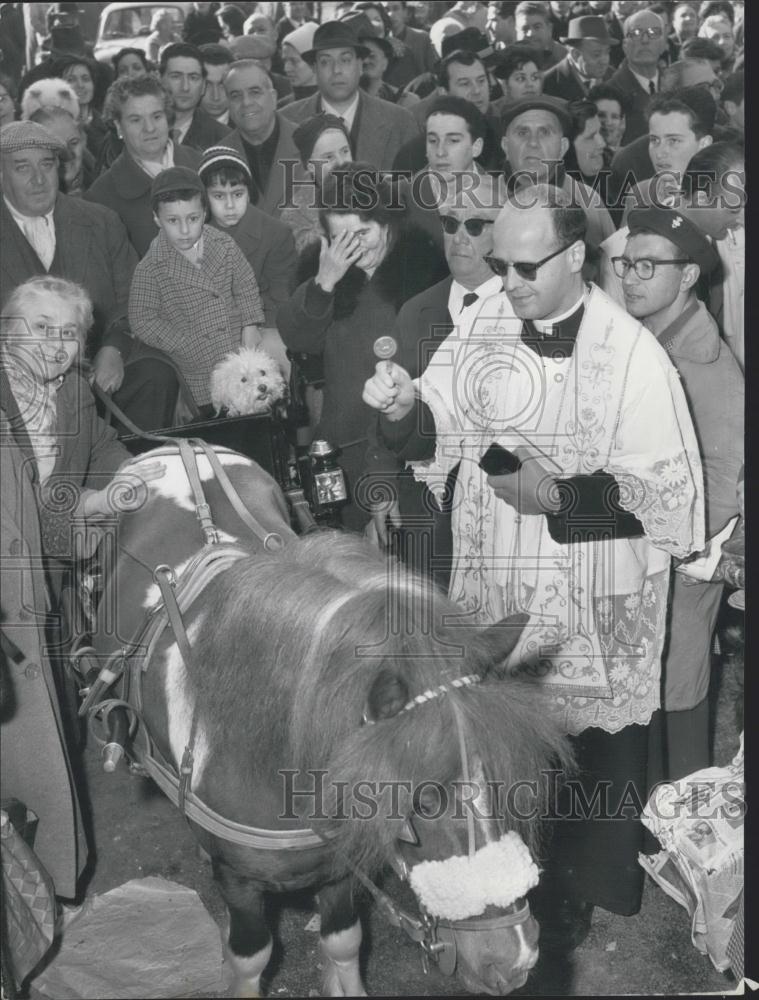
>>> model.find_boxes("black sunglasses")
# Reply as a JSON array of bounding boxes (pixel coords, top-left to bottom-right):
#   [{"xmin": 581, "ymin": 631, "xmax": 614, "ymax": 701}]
[
  {"xmin": 483, "ymin": 241, "xmax": 574, "ymax": 281},
  {"xmin": 440, "ymin": 215, "xmax": 495, "ymax": 237}
]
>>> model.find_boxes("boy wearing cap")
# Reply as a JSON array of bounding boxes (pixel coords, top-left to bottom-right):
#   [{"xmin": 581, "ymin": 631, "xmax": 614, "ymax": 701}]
[
  {"xmin": 129, "ymin": 166, "xmax": 264, "ymax": 410},
  {"xmin": 618, "ymin": 206, "xmax": 743, "ymax": 784},
  {"xmin": 199, "ymin": 145, "xmax": 296, "ymax": 331}
]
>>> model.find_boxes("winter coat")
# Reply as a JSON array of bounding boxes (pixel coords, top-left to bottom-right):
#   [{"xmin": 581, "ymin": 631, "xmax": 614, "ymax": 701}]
[{"xmin": 277, "ymin": 226, "xmax": 447, "ymax": 529}]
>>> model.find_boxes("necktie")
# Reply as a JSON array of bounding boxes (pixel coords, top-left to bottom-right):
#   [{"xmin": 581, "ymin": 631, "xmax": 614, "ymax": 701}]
[
  {"xmin": 23, "ymin": 216, "xmax": 55, "ymax": 270},
  {"xmin": 461, "ymin": 292, "xmax": 479, "ymax": 312},
  {"xmin": 648, "ymin": 80, "xmax": 656, "ymax": 95}
]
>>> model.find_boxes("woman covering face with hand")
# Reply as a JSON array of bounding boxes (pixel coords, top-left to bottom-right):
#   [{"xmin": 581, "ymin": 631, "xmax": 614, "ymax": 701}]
[{"xmin": 277, "ymin": 164, "xmax": 447, "ymax": 531}]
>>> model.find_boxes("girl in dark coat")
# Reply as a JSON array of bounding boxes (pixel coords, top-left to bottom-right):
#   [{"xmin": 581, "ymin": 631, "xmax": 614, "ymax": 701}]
[{"xmin": 277, "ymin": 163, "xmax": 447, "ymax": 532}]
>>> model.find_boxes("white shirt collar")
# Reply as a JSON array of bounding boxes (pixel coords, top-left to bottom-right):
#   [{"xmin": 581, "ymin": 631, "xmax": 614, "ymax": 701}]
[
  {"xmin": 216, "ymin": 109, "xmax": 230, "ymax": 125},
  {"xmin": 629, "ymin": 66, "xmax": 659, "ymax": 94},
  {"xmin": 448, "ymin": 274, "xmax": 503, "ymax": 320},
  {"xmin": 532, "ymin": 290, "xmax": 585, "ymax": 334},
  {"xmin": 321, "ymin": 91, "xmax": 360, "ymax": 131},
  {"xmin": 4, "ymin": 195, "xmax": 55, "ymax": 231}
]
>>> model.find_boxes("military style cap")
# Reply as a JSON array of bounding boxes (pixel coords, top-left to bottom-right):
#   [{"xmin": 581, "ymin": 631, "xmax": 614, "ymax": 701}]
[
  {"xmin": 627, "ymin": 206, "xmax": 720, "ymax": 275},
  {"xmin": 0, "ymin": 120, "xmax": 66, "ymax": 156}
]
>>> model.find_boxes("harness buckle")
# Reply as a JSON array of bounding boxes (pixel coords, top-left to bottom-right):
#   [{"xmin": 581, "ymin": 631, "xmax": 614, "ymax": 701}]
[{"xmin": 195, "ymin": 503, "xmax": 220, "ymax": 545}]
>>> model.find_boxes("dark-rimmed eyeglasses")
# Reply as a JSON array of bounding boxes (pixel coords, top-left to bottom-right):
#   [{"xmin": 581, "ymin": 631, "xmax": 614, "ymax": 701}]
[
  {"xmin": 440, "ymin": 215, "xmax": 495, "ymax": 237},
  {"xmin": 625, "ymin": 26, "xmax": 663, "ymax": 39},
  {"xmin": 484, "ymin": 242, "xmax": 574, "ymax": 281},
  {"xmin": 612, "ymin": 256, "xmax": 690, "ymax": 280}
]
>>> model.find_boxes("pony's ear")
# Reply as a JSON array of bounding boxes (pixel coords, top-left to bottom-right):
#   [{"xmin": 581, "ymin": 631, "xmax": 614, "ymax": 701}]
[
  {"xmin": 364, "ymin": 668, "xmax": 409, "ymax": 722},
  {"xmin": 480, "ymin": 612, "xmax": 530, "ymax": 672}
]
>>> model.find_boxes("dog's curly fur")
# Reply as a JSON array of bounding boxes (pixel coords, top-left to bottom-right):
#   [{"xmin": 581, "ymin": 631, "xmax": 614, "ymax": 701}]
[
  {"xmin": 21, "ymin": 77, "xmax": 79, "ymax": 120},
  {"xmin": 210, "ymin": 347, "xmax": 288, "ymax": 417}
]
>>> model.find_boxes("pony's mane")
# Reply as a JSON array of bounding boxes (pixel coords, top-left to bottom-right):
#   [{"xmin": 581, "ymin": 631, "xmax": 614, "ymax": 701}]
[{"xmin": 190, "ymin": 531, "xmax": 571, "ymax": 874}]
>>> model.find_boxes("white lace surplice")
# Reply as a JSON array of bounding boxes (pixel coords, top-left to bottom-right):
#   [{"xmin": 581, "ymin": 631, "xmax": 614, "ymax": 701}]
[{"xmin": 410, "ymin": 285, "xmax": 704, "ymax": 735}]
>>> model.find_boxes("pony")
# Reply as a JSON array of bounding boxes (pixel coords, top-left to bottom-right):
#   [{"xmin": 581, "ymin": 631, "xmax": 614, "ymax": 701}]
[{"xmin": 87, "ymin": 444, "xmax": 572, "ymax": 997}]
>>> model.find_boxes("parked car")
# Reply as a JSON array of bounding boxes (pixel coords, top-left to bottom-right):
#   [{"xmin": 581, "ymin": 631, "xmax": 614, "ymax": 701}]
[{"xmin": 93, "ymin": 1, "xmax": 192, "ymax": 65}]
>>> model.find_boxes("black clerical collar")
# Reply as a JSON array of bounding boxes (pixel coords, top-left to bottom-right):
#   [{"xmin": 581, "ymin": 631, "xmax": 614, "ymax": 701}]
[{"xmin": 520, "ymin": 299, "xmax": 585, "ymax": 359}]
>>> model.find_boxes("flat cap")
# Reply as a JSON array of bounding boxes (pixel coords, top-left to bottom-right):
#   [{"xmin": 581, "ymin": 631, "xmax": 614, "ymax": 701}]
[
  {"xmin": 0, "ymin": 120, "xmax": 67, "ymax": 156},
  {"xmin": 293, "ymin": 114, "xmax": 350, "ymax": 162},
  {"xmin": 150, "ymin": 165, "xmax": 205, "ymax": 200},
  {"xmin": 500, "ymin": 95, "xmax": 571, "ymax": 134},
  {"xmin": 627, "ymin": 206, "xmax": 720, "ymax": 275}
]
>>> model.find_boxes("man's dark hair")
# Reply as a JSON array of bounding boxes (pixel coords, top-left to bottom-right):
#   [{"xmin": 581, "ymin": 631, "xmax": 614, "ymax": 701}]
[
  {"xmin": 647, "ymin": 88, "xmax": 716, "ymax": 138},
  {"xmin": 438, "ymin": 49, "xmax": 486, "ymax": 91},
  {"xmin": 159, "ymin": 42, "xmax": 207, "ymax": 77},
  {"xmin": 698, "ymin": 0, "xmax": 734, "ymax": 23},
  {"xmin": 680, "ymin": 37, "xmax": 723, "ymax": 63},
  {"xmin": 426, "ymin": 95, "xmax": 488, "ymax": 143},
  {"xmin": 217, "ymin": 5, "xmax": 246, "ymax": 36},
  {"xmin": 112, "ymin": 47, "xmax": 150, "ymax": 73},
  {"xmin": 151, "ymin": 187, "xmax": 208, "ymax": 214},
  {"xmin": 198, "ymin": 42, "xmax": 235, "ymax": 67},
  {"xmin": 682, "ymin": 139, "xmax": 744, "ymax": 198},
  {"xmin": 492, "ymin": 42, "xmax": 542, "ymax": 80},
  {"xmin": 514, "ymin": 1, "xmax": 550, "ymax": 21},
  {"xmin": 721, "ymin": 70, "xmax": 744, "ymax": 106},
  {"xmin": 587, "ymin": 82, "xmax": 632, "ymax": 116}
]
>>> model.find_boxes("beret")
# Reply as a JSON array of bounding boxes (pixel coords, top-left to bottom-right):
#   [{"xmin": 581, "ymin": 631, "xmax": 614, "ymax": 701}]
[
  {"xmin": 0, "ymin": 120, "xmax": 66, "ymax": 155},
  {"xmin": 198, "ymin": 144, "xmax": 252, "ymax": 181},
  {"xmin": 151, "ymin": 166, "xmax": 205, "ymax": 200},
  {"xmin": 500, "ymin": 95, "xmax": 571, "ymax": 134},
  {"xmin": 293, "ymin": 114, "xmax": 350, "ymax": 161},
  {"xmin": 627, "ymin": 206, "xmax": 720, "ymax": 275}
]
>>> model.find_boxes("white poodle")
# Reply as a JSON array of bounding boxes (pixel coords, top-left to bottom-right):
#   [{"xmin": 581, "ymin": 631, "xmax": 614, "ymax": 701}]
[
  {"xmin": 210, "ymin": 347, "xmax": 288, "ymax": 417},
  {"xmin": 21, "ymin": 77, "xmax": 80, "ymax": 120}
]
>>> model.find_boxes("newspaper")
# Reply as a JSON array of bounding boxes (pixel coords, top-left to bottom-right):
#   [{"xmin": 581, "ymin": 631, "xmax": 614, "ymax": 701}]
[{"xmin": 639, "ymin": 737, "xmax": 744, "ymax": 972}]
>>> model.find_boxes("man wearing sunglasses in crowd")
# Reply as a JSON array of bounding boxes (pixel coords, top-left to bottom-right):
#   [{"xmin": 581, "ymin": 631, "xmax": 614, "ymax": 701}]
[
  {"xmin": 500, "ymin": 94, "xmax": 614, "ymax": 254},
  {"xmin": 362, "ymin": 177, "xmax": 502, "ymax": 586},
  {"xmin": 617, "ymin": 206, "xmax": 743, "ymax": 790},
  {"xmin": 363, "ymin": 182, "xmax": 703, "ymax": 951},
  {"xmin": 397, "ymin": 94, "xmax": 503, "ymax": 248},
  {"xmin": 609, "ymin": 8, "xmax": 668, "ymax": 142}
]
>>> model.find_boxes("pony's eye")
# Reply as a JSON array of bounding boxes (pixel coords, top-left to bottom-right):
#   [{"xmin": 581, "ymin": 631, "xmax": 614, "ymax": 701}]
[{"xmin": 414, "ymin": 786, "xmax": 443, "ymax": 819}]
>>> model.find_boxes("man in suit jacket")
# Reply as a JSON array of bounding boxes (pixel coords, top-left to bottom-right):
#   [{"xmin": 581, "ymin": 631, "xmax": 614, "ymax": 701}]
[
  {"xmin": 384, "ymin": 0, "xmax": 439, "ymax": 88},
  {"xmin": 608, "ymin": 8, "xmax": 668, "ymax": 142},
  {"xmin": 364, "ymin": 181, "xmax": 503, "ymax": 589},
  {"xmin": 159, "ymin": 41, "xmax": 231, "ymax": 151},
  {"xmin": 222, "ymin": 60, "xmax": 302, "ymax": 218},
  {"xmin": 542, "ymin": 15, "xmax": 616, "ymax": 102},
  {"xmin": 1, "ymin": 121, "xmax": 179, "ymax": 431},
  {"xmin": 278, "ymin": 20, "xmax": 419, "ymax": 171}
]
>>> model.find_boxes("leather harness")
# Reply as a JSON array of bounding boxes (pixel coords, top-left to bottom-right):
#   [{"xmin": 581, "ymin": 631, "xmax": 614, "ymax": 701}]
[{"xmin": 74, "ymin": 429, "xmax": 531, "ymax": 974}]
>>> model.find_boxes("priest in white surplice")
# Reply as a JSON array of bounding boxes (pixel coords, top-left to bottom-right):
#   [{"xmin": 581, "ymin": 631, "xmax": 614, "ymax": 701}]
[{"xmin": 363, "ymin": 184, "xmax": 704, "ymax": 948}]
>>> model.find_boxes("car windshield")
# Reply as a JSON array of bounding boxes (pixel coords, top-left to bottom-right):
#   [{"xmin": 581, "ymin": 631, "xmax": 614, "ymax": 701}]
[{"xmin": 101, "ymin": 5, "xmax": 184, "ymax": 39}]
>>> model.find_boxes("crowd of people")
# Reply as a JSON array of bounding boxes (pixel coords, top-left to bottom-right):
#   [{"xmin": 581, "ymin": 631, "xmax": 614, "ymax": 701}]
[{"xmin": 0, "ymin": 0, "xmax": 745, "ymax": 980}]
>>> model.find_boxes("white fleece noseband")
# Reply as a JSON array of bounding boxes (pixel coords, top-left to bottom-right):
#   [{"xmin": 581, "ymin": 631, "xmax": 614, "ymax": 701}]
[{"xmin": 408, "ymin": 831, "xmax": 540, "ymax": 921}]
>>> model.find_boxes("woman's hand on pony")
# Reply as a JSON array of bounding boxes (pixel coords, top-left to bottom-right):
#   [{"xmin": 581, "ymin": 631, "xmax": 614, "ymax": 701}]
[
  {"xmin": 91, "ymin": 346, "xmax": 125, "ymax": 393},
  {"xmin": 77, "ymin": 460, "xmax": 166, "ymax": 519}
]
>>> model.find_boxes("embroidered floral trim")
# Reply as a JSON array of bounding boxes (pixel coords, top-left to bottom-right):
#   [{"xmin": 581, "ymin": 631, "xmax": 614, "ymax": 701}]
[{"xmin": 408, "ymin": 831, "xmax": 540, "ymax": 921}]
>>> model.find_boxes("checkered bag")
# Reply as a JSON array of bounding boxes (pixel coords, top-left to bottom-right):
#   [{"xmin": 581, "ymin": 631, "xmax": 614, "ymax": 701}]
[{"xmin": 1, "ymin": 808, "xmax": 57, "ymax": 986}]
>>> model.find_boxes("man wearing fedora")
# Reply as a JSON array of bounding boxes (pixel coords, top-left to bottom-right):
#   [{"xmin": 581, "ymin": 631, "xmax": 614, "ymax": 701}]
[
  {"xmin": 279, "ymin": 20, "xmax": 419, "ymax": 172},
  {"xmin": 543, "ymin": 15, "xmax": 617, "ymax": 102}
]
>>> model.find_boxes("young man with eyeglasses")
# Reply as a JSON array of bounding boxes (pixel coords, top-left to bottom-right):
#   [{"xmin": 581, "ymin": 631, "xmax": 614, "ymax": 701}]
[
  {"xmin": 363, "ymin": 183, "xmax": 703, "ymax": 949},
  {"xmin": 609, "ymin": 8, "xmax": 668, "ymax": 142},
  {"xmin": 362, "ymin": 178, "xmax": 502, "ymax": 585},
  {"xmin": 618, "ymin": 206, "xmax": 743, "ymax": 790}
]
